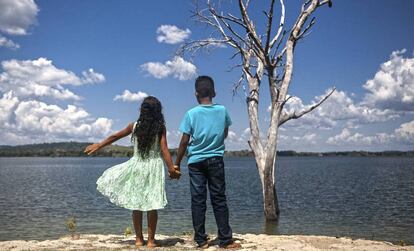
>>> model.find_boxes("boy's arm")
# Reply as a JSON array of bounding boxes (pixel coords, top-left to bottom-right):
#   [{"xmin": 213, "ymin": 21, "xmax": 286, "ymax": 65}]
[
  {"xmin": 224, "ymin": 108, "xmax": 232, "ymax": 139},
  {"xmin": 174, "ymin": 133, "xmax": 190, "ymax": 169},
  {"xmin": 84, "ymin": 123, "xmax": 134, "ymax": 155},
  {"xmin": 224, "ymin": 127, "xmax": 229, "ymax": 139},
  {"xmin": 160, "ymin": 126, "xmax": 180, "ymax": 179}
]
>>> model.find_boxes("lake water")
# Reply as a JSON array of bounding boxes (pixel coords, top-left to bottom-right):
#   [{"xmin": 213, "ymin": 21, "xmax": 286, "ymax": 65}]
[{"xmin": 0, "ymin": 157, "xmax": 413, "ymax": 244}]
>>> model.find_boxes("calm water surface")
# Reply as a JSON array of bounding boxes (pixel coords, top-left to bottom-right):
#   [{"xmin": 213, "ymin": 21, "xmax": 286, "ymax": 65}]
[{"xmin": 0, "ymin": 157, "xmax": 413, "ymax": 244}]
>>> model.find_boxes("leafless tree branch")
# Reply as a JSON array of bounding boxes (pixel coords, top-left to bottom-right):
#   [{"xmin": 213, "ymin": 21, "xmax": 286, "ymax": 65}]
[{"xmin": 278, "ymin": 87, "xmax": 336, "ymax": 126}]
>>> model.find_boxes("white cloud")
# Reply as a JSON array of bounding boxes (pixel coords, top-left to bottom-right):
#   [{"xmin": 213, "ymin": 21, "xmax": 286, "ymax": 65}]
[
  {"xmin": 0, "ymin": 57, "xmax": 113, "ymax": 145},
  {"xmin": 395, "ymin": 120, "xmax": 414, "ymax": 143},
  {"xmin": 271, "ymin": 49, "xmax": 414, "ymax": 133},
  {"xmin": 280, "ymin": 89, "xmax": 399, "ymax": 131},
  {"xmin": 141, "ymin": 56, "xmax": 197, "ymax": 80},
  {"xmin": 166, "ymin": 130, "xmax": 182, "ymax": 148},
  {"xmin": 227, "ymin": 130, "xmax": 237, "ymax": 140},
  {"xmin": 0, "ymin": 92, "xmax": 113, "ymax": 144},
  {"xmin": 141, "ymin": 61, "xmax": 170, "ymax": 79},
  {"xmin": 0, "ymin": 58, "xmax": 105, "ymax": 100},
  {"xmin": 81, "ymin": 68, "xmax": 106, "ymax": 84},
  {"xmin": 326, "ymin": 121, "xmax": 414, "ymax": 147},
  {"xmin": 302, "ymin": 133, "xmax": 317, "ymax": 144},
  {"xmin": 0, "ymin": 0, "xmax": 38, "ymax": 35},
  {"xmin": 0, "ymin": 91, "xmax": 19, "ymax": 126},
  {"xmin": 326, "ymin": 128, "xmax": 377, "ymax": 146},
  {"xmin": 362, "ymin": 49, "xmax": 414, "ymax": 111},
  {"xmin": 114, "ymin": 90, "xmax": 148, "ymax": 102},
  {"xmin": 0, "ymin": 34, "xmax": 19, "ymax": 49},
  {"xmin": 156, "ymin": 25, "xmax": 191, "ymax": 44}
]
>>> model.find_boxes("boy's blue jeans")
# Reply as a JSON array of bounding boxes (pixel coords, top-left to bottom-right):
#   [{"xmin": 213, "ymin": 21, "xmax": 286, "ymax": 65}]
[{"xmin": 188, "ymin": 156, "xmax": 233, "ymax": 247}]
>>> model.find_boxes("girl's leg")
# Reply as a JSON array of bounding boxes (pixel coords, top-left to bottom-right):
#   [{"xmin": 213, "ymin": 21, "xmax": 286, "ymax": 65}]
[
  {"xmin": 132, "ymin": 210, "xmax": 144, "ymax": 246},
  {"xmin": 147, "ymin": 210, "xmax": 158, "ymax": 247}
]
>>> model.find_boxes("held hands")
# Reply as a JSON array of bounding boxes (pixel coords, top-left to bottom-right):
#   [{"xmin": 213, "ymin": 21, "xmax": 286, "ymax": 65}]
[
  {"xmin": 168, "ymin": 165, "xmax": 181, "ymax": 180},
  {"xmin": 84, "ymin": 143, "xmax": 101, "ymax": 155}
]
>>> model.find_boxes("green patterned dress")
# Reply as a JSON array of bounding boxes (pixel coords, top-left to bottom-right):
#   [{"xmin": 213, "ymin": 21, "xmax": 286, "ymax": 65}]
[{"xmin": 96, "ymin": 123, "xmax": 167, "ymax": 211}]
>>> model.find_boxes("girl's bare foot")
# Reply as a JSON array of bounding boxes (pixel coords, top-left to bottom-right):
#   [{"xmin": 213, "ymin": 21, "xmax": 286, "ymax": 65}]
[
  {"xmin": 147, "ymin": 240, "xmax": 157, "ymax": 248},
  {"xmin": 135, "ymin": 236, "xmax": 144, "ymax": 247}
]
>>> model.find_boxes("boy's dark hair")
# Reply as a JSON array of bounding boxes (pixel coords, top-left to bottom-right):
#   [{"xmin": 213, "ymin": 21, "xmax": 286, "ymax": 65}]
[{"xmin": 195, "ymin": 75, "xmax": 215, "ymax": 98}]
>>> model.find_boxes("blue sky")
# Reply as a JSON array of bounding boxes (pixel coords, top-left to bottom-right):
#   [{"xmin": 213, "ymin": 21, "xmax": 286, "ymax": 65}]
[{"xmin": 0, "ymin": 0, "xmax": 413, "ymax": 151}]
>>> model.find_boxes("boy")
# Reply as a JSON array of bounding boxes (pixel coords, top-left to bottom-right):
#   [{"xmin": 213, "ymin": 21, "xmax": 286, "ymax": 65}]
[{"xmin": 175, "ymin": 76, "xmax": 241, "ymax": 249}]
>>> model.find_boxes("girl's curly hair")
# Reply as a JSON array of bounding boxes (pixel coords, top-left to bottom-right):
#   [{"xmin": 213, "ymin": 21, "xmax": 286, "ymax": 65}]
[{"xmin": 133, "ymin": 96, "xmax": 165, "ymax": 158}]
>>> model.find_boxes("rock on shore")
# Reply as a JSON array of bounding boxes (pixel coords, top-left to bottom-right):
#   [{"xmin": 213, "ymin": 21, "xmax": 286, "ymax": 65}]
[{"xmin": 0, "ymin": 233, "xmax": 412, "ymax": 251}]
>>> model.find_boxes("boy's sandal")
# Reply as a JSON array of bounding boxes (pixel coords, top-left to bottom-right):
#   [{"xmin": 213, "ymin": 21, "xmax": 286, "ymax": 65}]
[
  {"xmin": 198, "ymin": 242, "xmax": 209, "ymax": 249},
  {"xmin": 221, "ymin": 241, "xmax": 242, "ymax": 249},
  {"xmin": 198, "ymin": 243, "xmax": 210, "ymax": 249}
]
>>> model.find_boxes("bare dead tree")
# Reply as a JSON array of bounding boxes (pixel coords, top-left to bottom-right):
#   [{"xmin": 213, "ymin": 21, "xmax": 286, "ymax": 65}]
[{"xmin": 181, "ymin": 0, "xmax": 335, "ymax": 221}]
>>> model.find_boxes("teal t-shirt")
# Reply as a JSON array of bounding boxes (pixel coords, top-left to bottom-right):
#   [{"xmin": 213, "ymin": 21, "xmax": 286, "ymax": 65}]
[{"xmin": 179, "ymin": 104, "xmax": 232, "ymax": 164}]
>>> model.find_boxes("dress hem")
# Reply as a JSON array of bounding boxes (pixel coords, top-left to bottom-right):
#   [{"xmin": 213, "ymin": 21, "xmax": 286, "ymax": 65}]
[{"xmin": 97, "ymin": 185, "xmax": 167, "ymax": 211}]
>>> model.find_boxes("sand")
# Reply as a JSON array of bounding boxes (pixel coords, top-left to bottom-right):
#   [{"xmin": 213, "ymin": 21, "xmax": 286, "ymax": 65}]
[{"xmin": 0, "ymin": 233, "xmax": 412, "ymax": 251}]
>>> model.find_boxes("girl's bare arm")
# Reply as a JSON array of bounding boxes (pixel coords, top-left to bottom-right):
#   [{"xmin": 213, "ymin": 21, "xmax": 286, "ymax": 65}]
[
  {"xmin": 175, "ymin": 133, "xmax": 190, "ymax": 168},
  {"xmin": 84, "ymin": 123, "xmax": 134, "ymax": 155},
  {"xmin": 160, "ymin": 126, "xmax": 180, "ymax": 179}
]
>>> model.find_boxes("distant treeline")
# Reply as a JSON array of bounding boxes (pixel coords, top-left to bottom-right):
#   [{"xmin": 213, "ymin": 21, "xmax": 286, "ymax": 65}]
[{"xmin": 0, "ymin": 142, "xmax": 413, "ymax": 157}]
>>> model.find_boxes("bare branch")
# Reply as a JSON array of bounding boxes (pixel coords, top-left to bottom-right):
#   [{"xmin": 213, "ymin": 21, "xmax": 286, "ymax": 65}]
[
  {"xmin": 238, "ymin": 0, "xmax": 265, "ymax": 58},
  {"xmin": 232, "ymin": 74, "xmax": 245, "ymax": 96},
  {"xmin": 297, "ymin": 17, "xmax": 316, "ymax": 40},
  {"xmin": 276, "ymin": 0, "xmax": 328, "ymax": 106},
  {"xmin": 264, "ymin": 0, "xmax": 276, "ymax": 54},
  {"xmin": 269, "ymin": 0, "xmax": 285, "ymax": 49},
  {"xmin": 319, "ymin": 0, "xmax": 333, "ymax": 7},
  {"xmin": 179, "ymin": 38, "xmax": 230, "ymax": 55},
  {"xmin": 278, "ymin": 87, "xmax": 336, "ymax": 126}
]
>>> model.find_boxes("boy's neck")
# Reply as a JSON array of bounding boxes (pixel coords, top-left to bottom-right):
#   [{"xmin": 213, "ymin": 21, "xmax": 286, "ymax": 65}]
[{"xmin": 198, "ymin": 97, "xmax": 213, "ymax": 105}]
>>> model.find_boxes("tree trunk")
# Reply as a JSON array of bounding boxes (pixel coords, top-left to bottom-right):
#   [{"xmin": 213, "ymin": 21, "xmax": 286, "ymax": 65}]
[{"xmin": 257, "ymin": 157, "xmax": 280, "ymax": 221}]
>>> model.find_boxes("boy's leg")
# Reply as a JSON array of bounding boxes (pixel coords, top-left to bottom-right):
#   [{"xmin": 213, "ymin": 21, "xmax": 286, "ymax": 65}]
[
  {"xmin": 188, "ymin": 162, "xmax": 209, "ymax": 247},
  {"xmin": 206, "ymin": 157, "xmax": 233, "ymax": 247}
]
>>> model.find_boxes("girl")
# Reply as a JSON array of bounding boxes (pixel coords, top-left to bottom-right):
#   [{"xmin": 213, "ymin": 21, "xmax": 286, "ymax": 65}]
[{"xmin": 84, "ymin": 96, "xmax": 180, "ymax": 248}]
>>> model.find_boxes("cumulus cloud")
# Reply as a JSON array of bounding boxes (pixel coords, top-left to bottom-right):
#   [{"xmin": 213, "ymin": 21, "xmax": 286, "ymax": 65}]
[
  {"xmin": 326, "ymin": 128, "xmax": 379, "ymax": 146},
  {"xmin": 222, "ymin": 126, "xmax": 320, "ymax": 151},
  {"xmin": 0, "ymin": 0, "xmax": 38, "ymax": 35},
  {"xmin": 114, "ymin": 90, "xmax": 148, "ymax": 102},
  {"xmin": 395, "ymin": 120, "xmax": 414, "ymax": 143},
  {"xmin": 0, "ymin": 58, "xmax": 105, "ymax": 100},
  {"xmin": 362, "ymin": 49, "xmax": 414, "ymax": 111},
  {"xmin": 0, "ymin": 58, "xmax": 112, "ymax": 145},
  {"xmin": 141, "ymin": 56, "xmax": 197, "ymax": 80},
  {"xmin": 269, "ymin": 49, "xmax": 414, "ymax": 133},
  {"xmin": 166, "ymin": 130, "xmax": 182, "ymax": 148},
  {"xmin": 278, "ymin": 89, "xmax": 399, "ymax": 131},
  {"xmin": 156, "ymin": 25, "xmax": 191, "ymax": 44},
  {"xmin": 227, "ymin": 130, "xmax": 237, "ymax": 140},
  {"xmin": 0, "ymin": 92, "xmax": 113, "ymax": 145},
  {"xmin": 0, "ymin": 34, "xmax": 19, "ymax": 49},
  {"xmin": 0, "ymin": 91, "xmax": 19, "ymax": 126},
  {"xmin": 326, "ymin": 120, "xmax": 414, "ymax": 147},
  {"xmin": 81, "ymin": 68, "xmax": 106, "ymax": 84}
]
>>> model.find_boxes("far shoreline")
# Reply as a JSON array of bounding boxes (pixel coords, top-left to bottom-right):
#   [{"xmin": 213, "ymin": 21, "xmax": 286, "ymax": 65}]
[{"xmin": 0, "ymin": 141, "xmax": 413, "ymax": 158}]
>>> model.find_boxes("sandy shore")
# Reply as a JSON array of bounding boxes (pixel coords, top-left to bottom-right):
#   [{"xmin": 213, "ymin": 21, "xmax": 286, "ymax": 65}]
[{"xmin": 1, "ymin": 233, "xmax": 412, "ymax": 251}]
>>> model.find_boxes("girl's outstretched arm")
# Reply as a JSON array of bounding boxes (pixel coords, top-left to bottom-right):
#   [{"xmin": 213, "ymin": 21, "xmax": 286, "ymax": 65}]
[
  {"xmin": 84, "ymin": 123, "xmax": 134, "ymax": 155},
  {"xmin": 160, "ymin": 126, "xmax": 180, "ymax": 179}
]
